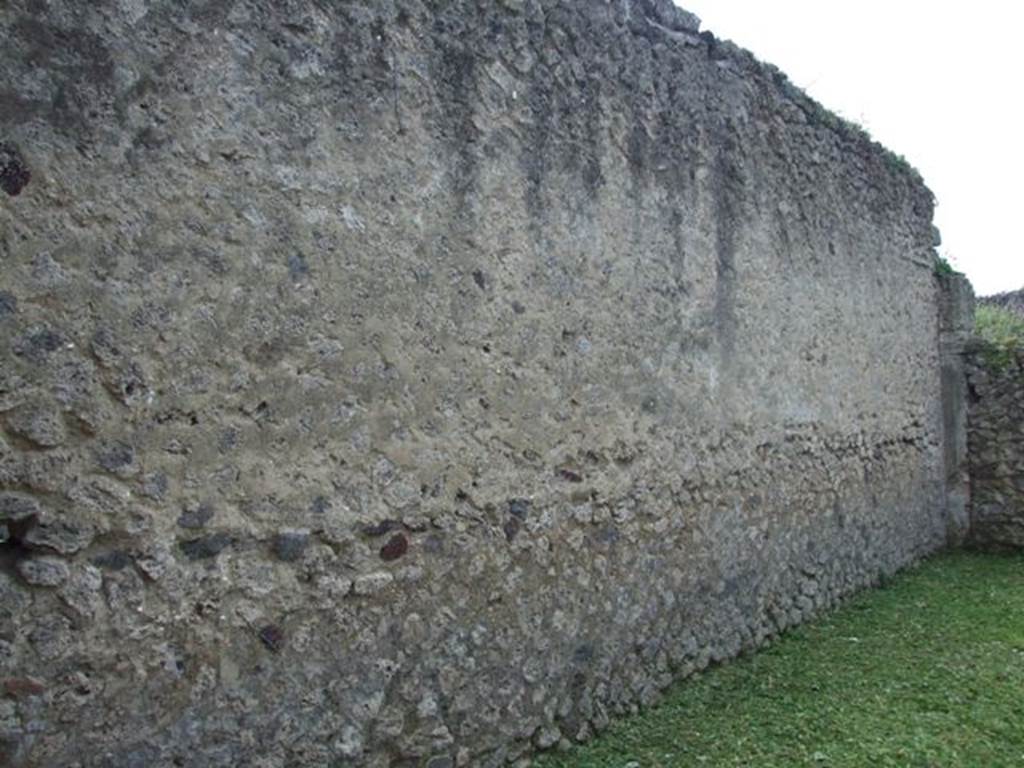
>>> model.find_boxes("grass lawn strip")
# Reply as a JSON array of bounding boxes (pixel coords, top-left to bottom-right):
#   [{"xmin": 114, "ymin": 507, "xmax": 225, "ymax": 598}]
[{"xmin": 535, "ymin": 552, "xmax": 1024, "ymax": 768}]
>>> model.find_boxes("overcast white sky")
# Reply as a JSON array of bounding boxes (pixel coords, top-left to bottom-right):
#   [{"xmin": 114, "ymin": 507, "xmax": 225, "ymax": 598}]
[{"xmin": 679, "ymin": 0, "xmax": 1023, "ymax": 297}]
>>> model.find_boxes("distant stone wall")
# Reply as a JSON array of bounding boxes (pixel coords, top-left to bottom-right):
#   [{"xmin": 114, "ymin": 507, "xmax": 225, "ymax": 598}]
[
  {"xmin": 1, "ymin": 1, "xmax": 955, "ymax": 766},
  {"xmin": 980, "ymin": 287, "xmax": 1024, "ymax": 316},
  {"xmin": 967, "ymin": 350, "xmax": 1024, "ymax": 549}
]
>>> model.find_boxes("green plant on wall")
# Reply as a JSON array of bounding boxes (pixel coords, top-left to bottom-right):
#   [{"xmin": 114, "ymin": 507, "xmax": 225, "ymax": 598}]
[
  {"xmin": 975, "ymin": 304, "xmax": 1024, "ymax": 371},
  {"xmin": 934, "ymin": 255, "xmax": 956, "ymax": 276}
]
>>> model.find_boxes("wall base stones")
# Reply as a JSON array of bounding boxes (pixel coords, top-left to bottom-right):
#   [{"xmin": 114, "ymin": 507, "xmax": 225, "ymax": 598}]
[{"xmin": 0, "ymin": 1, "xmax": 956, "ymax": 765}]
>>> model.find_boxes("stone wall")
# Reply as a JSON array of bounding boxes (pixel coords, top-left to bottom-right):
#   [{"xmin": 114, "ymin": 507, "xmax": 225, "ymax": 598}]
[
  {"xmin": 967, "ymin": 349, "xmax": 1024, "ymax": 549},
  {"xmin": 938, "ymin": 273, "xmax": 975, "ymax": 545},
  {"xmin": 980, "ymin": 287, "xmax": 1024, "ymax": 315},
  {"xmin": 1, "ymin": 1, "xmax": 954, "ymax": 766}
]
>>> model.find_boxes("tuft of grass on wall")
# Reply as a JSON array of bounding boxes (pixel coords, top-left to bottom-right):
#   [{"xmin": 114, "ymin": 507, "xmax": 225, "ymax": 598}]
[
  {"xmin": 975, "ymin": 304, "xmax": 1024, "ymax": 371},
  {"xmin": 933, "ymin": 255, "xmax": 956, "ymax": 276},
  {"xmin": 535, "ymin": 552, "xmax": 1024, "ymax": 768}
]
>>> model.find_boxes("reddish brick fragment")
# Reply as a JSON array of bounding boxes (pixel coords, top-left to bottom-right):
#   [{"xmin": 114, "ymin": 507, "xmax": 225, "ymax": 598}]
[
  {"xmin": 4, "ymin": 677, "xmax": 45, "ymax": 698},
  {"xmin": 380, "ymin": 533, "xmax": 409, "ymax": 561}
]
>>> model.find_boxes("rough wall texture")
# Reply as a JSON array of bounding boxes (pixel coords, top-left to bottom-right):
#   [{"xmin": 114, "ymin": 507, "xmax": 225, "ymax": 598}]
[
  {"xmin": 938, "ymin": 274, "xmax": 975, "ymax": 545},
  {"xmin": 0, "ymin": 2, "xmax": 951, "ymax": 766},
  {"xmin": 967, "ymin": 350, "xmax": 1024, "ymax": 550}
]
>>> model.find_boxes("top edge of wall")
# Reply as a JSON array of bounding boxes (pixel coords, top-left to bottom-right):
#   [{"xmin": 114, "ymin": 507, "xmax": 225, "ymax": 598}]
[{"xmin": 622, "ymin": 0, "xmax": 934, "ymax": 206}]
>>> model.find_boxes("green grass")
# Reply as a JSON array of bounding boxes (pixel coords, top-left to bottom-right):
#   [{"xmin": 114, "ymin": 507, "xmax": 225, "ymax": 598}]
[
  {"xmin": 536, "ymin": 552, "xmax": 1024, "ymax": 768},
  {"xmin": 975, "ymin": 304, "xmax": 1024, "ymax": 372}
]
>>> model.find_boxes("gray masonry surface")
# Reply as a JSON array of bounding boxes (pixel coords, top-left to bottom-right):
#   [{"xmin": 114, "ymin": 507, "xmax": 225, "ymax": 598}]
[
  {"xmin": 938, "ymin": 273, "xmax": 975, "ymax": 545},
  {"xmin": 967, "ymin": 348, "xmax": 1024, "ymax": 550},
  {"xmin": 1, "ymin": 1, "xmax": 959, "ymax": 766}
]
